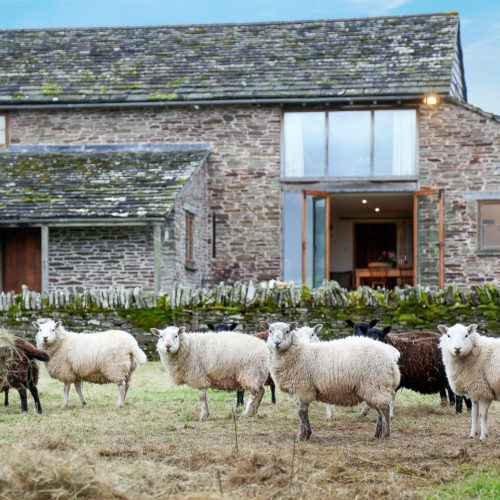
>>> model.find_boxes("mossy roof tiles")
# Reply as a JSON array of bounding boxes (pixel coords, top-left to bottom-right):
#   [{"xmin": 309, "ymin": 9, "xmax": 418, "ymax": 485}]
[
  {"xmin": 0, "ymin": 12, "xmax": 461, "ymax": 104},
  {"xmin": 0, "ymin": 150, "xmax": 208, "ymax": 219}
]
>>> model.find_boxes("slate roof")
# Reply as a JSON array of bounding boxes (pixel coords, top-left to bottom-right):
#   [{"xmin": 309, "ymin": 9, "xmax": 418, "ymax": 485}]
[
  {"xmin": 0, "ymin": 149, "xmax": 208, "ymax": 220},
  {"xmin": 0, "ymin": 12, "xmax": 463, "ymax": 105}
]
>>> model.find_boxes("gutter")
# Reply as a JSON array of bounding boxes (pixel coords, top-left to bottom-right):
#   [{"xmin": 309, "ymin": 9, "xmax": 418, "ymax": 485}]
[
  {"xmin": 0, "ymin": 217, "xmax": 166, "ymax": 227},
  {"xmin": 0, "ymin": 94, "xmax": 444, "ymax": 110}
]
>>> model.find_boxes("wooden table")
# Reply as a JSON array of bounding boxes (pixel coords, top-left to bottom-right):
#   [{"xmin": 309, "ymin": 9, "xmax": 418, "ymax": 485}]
[{"xmin": 355, "ymin": 268, "xmax": 413, "ymax": 289}]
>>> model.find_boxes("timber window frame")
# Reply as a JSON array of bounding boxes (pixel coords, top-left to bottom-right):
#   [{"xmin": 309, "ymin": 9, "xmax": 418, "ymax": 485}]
[
  {"xmin": 185, "ymin": 211, "xmax": 195, "ymax": 267},
  {"xmin": 477, "ymin": 200, "xmax": 500, "ymax": 252}
]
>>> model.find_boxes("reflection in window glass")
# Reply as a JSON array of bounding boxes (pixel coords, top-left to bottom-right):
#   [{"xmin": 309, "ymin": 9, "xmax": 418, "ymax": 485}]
[
  {"xmin": 0, "ymin": 116, "xmax": 5, "ymax": 148},
  {"xmin": 283, "ymin": 192, "xmax": 302, "ymax": 283},
  {"xmin": 328, "ymin": 111, "xmax": 370, "ymax": 176},
  {"xmin": 374, "ymin": 110, "xmax": 416, "ymax": 176},
  {"xmin": 284, "ymin": 112, "xmax": 325, "ymax": 177},
  {"xmin": 480, "ymin": 202, "xmax": 500, "ymax": 249}
]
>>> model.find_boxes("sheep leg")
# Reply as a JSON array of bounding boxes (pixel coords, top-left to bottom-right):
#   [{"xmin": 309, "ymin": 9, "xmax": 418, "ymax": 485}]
[
  {"xmin": 389, "ymin": 391, "xmax": 395, "ymax": 418},
  {"xmin": 469, "ymin": 400, "xmax": 479, "ymax": 438},
  {"xmin": 74, "ymin": 380, "xmax": 87, "ymax": 406},
  {"xmin": 117, "ymin": 381, "xmax": 127, "ymax": 408},
  {"xmin": 27, "ymin": 381, "xmax": 42, "ymax": 414},
  {"xmin": 270, "ymin": 382, "xmax": 276, "ymax": 404},
  {"xmin": 447, "ymin": 387, "xmax": 456, "ymax": 406},
  {"xmin": 325, "ymin": 404, "xmax": 332, "ymax": 419},
  {"xmin": 359, "ymin": 402, "xmax": 371, "ymax": 416},
  {"xmin": 298, "ymin": 402, "xmax": 312, "ymax": 441},
  {"xmin": 465, "ymin": 397, "xmax": 472, "ymax": 412},
  {"xmin": 374, "ymin": 409, "xmax": 383, "ymax": 438},
  {"xmin": 439, "ymin": 388, "xmax": 448, "ymax": 406},
  {"xmin": 199, "ymin": 389, "xmax": 209, "ymax": 421},
  {"xmin": 478, "ymin": 400, "xmax": 492, "ymax": 440},
  {"xmin": 18, "ymin": 386, "xmax": 28, "ymax": 413},
  {"xmin": 3, "ymin": 388, "xmax": 8, "ymax": 406},
  {"xmin": 381, "ymin": 405, "xmax": 391, "ymax": 438},
  {"xmin": 241, "ymin": 386, "xmax": 265, "ymax": 418},
  {"xmin": 455, "ymin": 395, "xmax": 463, "ymax": 414},
  {"xmin": 62, "ymin": 382, "xmax": 71, "ymax": 408},
  {"xmin": 236, "ymin": 390, "xmax": 245, "ymax": 407}
]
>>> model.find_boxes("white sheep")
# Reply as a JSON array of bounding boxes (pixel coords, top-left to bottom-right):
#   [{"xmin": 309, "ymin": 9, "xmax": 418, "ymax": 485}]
[
  {"xmin": 34, "ymin": 319, "xmax": 147, "ymax": 408},
  {"xmin": 150, "ymin": 326, "xmax": 269, "ymax": 421},
  {"xmin": 294, "ymin": 324, "xmax": 333, "ymax": 419},
  {"xmin": 262, "ymin": 321, "xmax": 400, "ymax": 440},
  {"xmin": 438, "ymin": 323, "xmax": 500, "ymax": 440}
]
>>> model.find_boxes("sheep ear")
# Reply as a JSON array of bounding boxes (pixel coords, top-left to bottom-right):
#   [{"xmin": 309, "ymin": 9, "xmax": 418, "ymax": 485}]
[
  {"xmin": 346, "ymin": 320, "xmax": 354, "ymax": 327},
  {"xmin": 260, "ymin": 321, "xmax": 270, "ymax": 331},
  {"xmin": 289, "ymin": 322, "xmax": 299, "ymax": 332},
  {"xmin": 150, "ymin": 328, "xmax": 160, "ymax": 337},
  {"xmin": 207, "ymin": 323, "xmax": 214, "ymax": 331},
  {"xmin": 230, "ymin": 323, "xmax": 238, "ymax": 331},
  {"xmin": 382, "ymin": 326, "xmax": 391, "ymax": 338},
  {"xmin": 178, "ymin": 327, "xmax": 186, "ymax": 335},
  {"xmin": 313, "ymin": 324, "xmax": 323, "ymax": 334},
  {"xmin": 369, "ymin": 319, "xmax": 379, "ymax": 328},
  {"xmin": 467, "ymin": 324, "xmax": 478, "ymax": 335},
  {"xmin": 32, "ymin": 321, "xmax": 40, "ymax": 330},
  {"xmin": 437, "ymin": 325, "xmax": 448, "ymax": 335},
  {"xmin": 55, "ymin": 321, "xmax": 62, "ymax": 330}
]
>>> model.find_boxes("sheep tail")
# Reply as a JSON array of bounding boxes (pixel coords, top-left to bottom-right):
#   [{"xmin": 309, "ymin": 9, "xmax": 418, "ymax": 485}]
[
  {"xmin": 13, "ymin": 337, "xmax": 50, "ymax": 362},
  {"xmin": 131, "ymin": 344, "xmax": 147, "ymax": 367}
]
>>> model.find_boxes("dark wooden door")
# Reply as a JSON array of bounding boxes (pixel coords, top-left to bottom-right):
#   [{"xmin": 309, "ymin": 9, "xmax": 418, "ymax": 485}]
[{"xmin": 2, "ymin": 228, "xmax": 41, "ymax": 292}]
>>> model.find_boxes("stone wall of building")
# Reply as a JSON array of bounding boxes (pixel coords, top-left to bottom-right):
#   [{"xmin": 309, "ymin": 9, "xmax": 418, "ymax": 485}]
[
  {"xmin": 9, "ymin": 105, "xmax": 282, "ymax": 285},
  {"xmin": 49, "ymin": 226, "xmax": 156, "ymax": 290},
  {"xmin": 418, "ymin": 99, "xmax": 500, "ymax": 288}
]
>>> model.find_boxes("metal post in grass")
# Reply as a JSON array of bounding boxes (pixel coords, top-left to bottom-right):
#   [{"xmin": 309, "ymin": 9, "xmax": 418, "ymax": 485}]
[{"xmin": 232, "ymin": 407, "xmax": 239, "ymax": 454}]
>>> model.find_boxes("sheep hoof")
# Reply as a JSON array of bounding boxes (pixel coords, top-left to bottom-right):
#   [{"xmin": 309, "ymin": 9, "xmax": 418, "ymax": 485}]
[{"xmin": 200, "ymin": 413, "xmax": 209, "ymax": 421}]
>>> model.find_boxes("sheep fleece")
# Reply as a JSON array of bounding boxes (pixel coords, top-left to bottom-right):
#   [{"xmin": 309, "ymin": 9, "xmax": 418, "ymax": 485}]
[
  {"xmin": 42, "ymin": 330, "xmax": 146, "ymax": 384},
  {"xmin": 160, "ymin": 331, "xmax": 268, "ymax": 392},
  {"xmin": 269, "ymin": 335, "xmax": 400, "ymax": 406}
]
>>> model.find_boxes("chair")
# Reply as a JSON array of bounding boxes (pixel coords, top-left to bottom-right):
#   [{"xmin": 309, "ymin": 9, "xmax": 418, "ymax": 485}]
[
  {"xmin": 397, "ymin": 264, "xmax": 414, "ymax": 287},
  {"xmin": 367, "ymin": 262, "xmax": 389, "ymax": 289}
]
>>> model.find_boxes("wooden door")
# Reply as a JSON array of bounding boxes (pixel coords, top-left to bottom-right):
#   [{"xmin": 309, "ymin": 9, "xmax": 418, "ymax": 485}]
[
  {"xmin": 2, "ymin": 228, "xmax": 42, "ymax": 292},
  {"xmin": 413, "ymin": 189, "xmax": 444, "ymax": 288}
]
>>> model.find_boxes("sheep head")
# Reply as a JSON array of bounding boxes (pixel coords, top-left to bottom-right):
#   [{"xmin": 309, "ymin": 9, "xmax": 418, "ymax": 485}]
[
  {"xmin": 438, "ymin": 323, "xmax": 478, "ymax": 358},
  {"xmin": 150, "ymin": 326, "xmax": 186, "ymax": 355},
  {"xmin": 207, "ymin": 322, "xmax": 238, "ymax": 332},
  {"xmin": 295, "ymin": 324, "xmax": 322, "ymax": 343},
  {"xmin": 346, "ymin": 319, "xmax": 378, "ymax": 336},
  {"xmin": 261, "ymin": 321, "xmax": 298, "ymax": 351},
  {"xmin": 34, "ymin": 319, "xmax": 62, "ymax": 348}
]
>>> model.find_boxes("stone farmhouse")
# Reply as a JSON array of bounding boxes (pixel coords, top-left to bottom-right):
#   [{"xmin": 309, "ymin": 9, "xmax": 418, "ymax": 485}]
[{"xmin": 0, "ymin": 11, "xmax": 499, "ymax": 293}]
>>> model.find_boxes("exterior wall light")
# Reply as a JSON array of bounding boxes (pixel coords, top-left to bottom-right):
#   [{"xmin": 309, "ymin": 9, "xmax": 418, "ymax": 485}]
[
  {"xmin": 375, "ymin": 207, "xmax": 380, "ymax": 212},
  {"xmin": 362, "ymin": 199, "xmax": 367, "ymax": 204},
  {"xmin": 423, "ymin": 95, "xmax": 439, "ymax": 105}
]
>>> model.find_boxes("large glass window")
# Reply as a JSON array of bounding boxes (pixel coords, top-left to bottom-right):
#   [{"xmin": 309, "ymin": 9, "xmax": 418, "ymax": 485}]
[
  {"xmin": 478, "ymin": 201, "xmax": 500, "ymax": 250},
  {"xmin": 284, "ymin": 109, "xmax": 416, "ymax": 178},
  {"xmin": 283, "ymin": 191, "xmax": 302, "ymax": 283},
  {"xmin": 329, "ymin": 111, "xmax": 370, "ymax": 176},
  {"xmin": 283, "ymin": 112, "xmax": 325, "ymax": 177},
  {"xmin": 0, "ymin": 115, "xmax": 6, "ymax": 148}
]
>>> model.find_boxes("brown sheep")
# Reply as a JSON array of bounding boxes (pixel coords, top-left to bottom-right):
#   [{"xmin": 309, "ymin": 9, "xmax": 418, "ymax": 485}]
[{"xmin": 0, "ymin": 331, "xmax": 50, "ymax": 414}]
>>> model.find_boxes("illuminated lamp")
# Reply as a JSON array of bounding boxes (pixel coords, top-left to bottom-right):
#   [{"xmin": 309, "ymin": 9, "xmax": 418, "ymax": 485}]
[{"xmin": 423, "ymin": 95, "xmax": 439, "ymax": 105}]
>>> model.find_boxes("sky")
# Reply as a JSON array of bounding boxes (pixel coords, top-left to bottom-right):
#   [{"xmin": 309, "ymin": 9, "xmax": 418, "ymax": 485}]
[{"xmin": 2, "ymin": 0, "xmax": 500, "ymax": 115}]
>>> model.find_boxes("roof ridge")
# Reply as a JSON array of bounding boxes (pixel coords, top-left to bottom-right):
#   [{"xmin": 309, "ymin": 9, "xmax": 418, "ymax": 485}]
[{"xmin": 1, "ymin": 11, "xmax": 459, "ymax": 32}]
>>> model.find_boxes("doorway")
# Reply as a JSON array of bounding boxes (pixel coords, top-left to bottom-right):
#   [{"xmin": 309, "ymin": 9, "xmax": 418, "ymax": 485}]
[{"xmin": 1, "ymin": 228, "xmax": 42, "ymax": 292}]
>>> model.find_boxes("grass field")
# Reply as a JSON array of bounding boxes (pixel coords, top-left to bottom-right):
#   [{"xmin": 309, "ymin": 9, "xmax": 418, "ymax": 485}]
[{"xmin": 0, "ymin": 362, "xmax": 499, "ymax": 499}]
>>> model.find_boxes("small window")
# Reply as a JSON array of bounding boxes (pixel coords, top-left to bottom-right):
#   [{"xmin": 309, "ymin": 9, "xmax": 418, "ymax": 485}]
[
  {"xmin": 185, "ymin": 211, "xmax": 194, "ymax": 264},
  {"xmin": 0, "ymin": 114, "xmax": 7, "ymax": 148},
  {"xmin": 478, "ymin": 201, "xmax": 500, "ymax": 250}
]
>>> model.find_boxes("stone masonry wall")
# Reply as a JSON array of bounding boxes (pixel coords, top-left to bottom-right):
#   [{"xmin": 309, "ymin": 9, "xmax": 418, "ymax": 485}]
[
  {"xmin": 49, "ymin": 226, "xmax": 156, "ymax": 290},
  {"xmin": 9, "ymin": 105, "xmax": 282, "ymax": 285},
  {"xmin": 418, "ymin": 100, "xmax": 500, "ymax": 288}
]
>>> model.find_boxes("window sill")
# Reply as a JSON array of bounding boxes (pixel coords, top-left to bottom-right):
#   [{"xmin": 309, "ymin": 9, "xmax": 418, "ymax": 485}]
[
  {"xmin": 185, "ymin": 261, "xmax": 198, "ymax": 272},
  {"xmin": 476, "ymin": 249, "xmax": 500, "ymax": 257},
  {"xmin": 280, "ymin": 176, "xmax": 418, "ymax": 183}
]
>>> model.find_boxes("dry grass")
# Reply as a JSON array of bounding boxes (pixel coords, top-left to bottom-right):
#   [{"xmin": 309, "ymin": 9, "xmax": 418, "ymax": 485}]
[{"xmin": 0, "ymin": 362, "xmax": 499, "ymax": 499}]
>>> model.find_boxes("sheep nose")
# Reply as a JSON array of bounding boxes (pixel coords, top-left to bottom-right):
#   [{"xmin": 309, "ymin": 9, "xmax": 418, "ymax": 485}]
[
  {"xmin": 274, "ymin": 341, "xmax": 281, "ymax": 348},
  {"xmin": 454, "ymin": 347, "xmax": 462, "ymax": 354},
  {"xmin": 43, "ymin": 337, "xmax": 48, "ymax": 342}
]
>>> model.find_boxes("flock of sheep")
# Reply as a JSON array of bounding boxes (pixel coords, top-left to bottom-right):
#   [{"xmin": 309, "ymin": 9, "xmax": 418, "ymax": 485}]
[{"xmin": 1, "ymin": 318, "xmax": 499, "ymax": 442}]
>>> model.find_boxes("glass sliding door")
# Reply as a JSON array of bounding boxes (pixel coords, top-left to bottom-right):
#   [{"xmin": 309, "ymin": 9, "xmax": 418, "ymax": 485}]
[
  {"xmin": 302, "ymin": 191, "xmax": 330, "ymax": 288},
  {"xmin": 414, "ymin": 189, "xmax": 444, "ymax": 288}
]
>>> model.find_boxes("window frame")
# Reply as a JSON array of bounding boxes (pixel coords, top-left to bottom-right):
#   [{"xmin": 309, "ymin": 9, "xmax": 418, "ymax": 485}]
[
  {"xmin": 185, "ymin": 210, "xmax": 195, "ymax": 266},
  {"xmin": 477, "ymin": 200, "xmax": 500, "ymax": 252},
  {"xmin": 281, "ymin": 107, "xmax": 418, "ymax": 181},
  {"xmin": 0, "ymin": 113, "xmax": 8, "ymax": 149}
]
